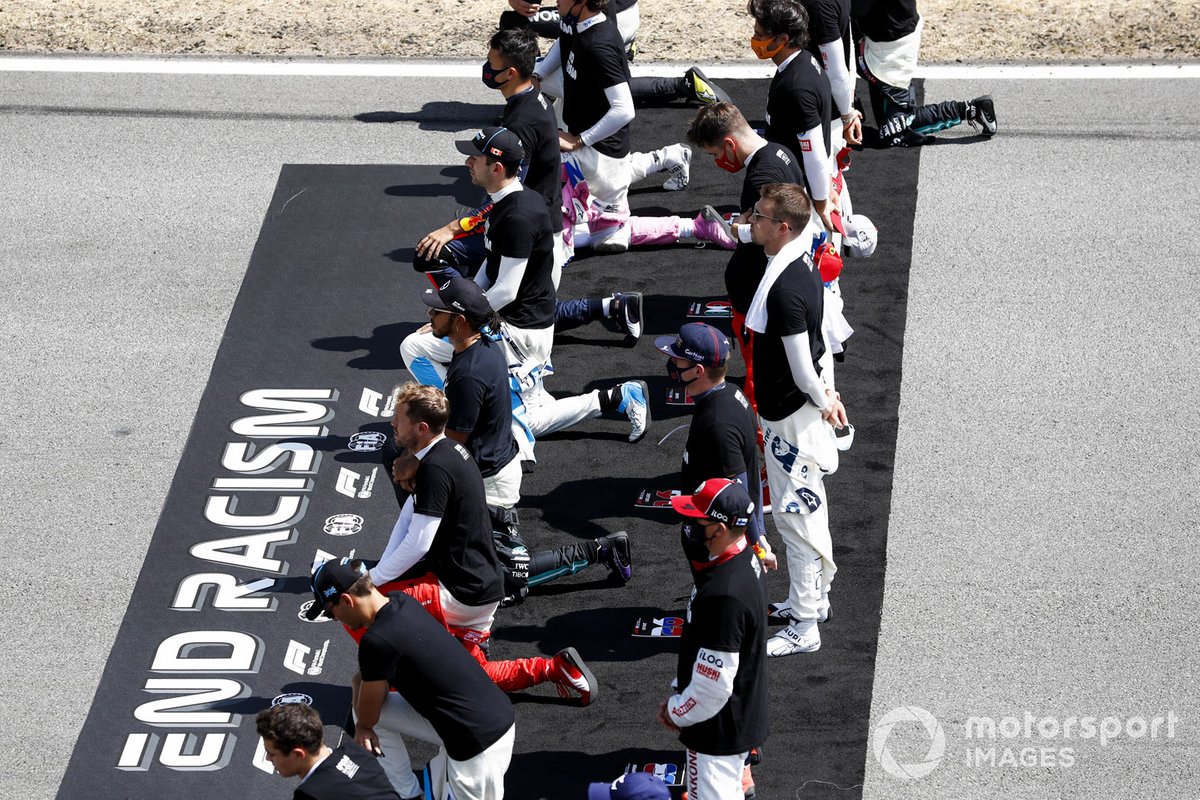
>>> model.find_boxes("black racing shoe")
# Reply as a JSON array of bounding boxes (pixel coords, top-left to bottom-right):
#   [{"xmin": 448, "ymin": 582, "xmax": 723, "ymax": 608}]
[
  {"xmin": 595, "ymin": 531, "xmax": 632, "ymax": 583},
  {"xmin": 682, "ymin": 66, "xmax": 731, "ymax": 105},
  {"xmin": 879, "ymin": 113, "xmax": 931, "ymax": 147},
  {"xmin": 967, "ymin": 94, "xmax": 998, "ymax": 136},
  {"xmin": 609, "ymin": 291, "xmax": 643, "ymax": 343}
]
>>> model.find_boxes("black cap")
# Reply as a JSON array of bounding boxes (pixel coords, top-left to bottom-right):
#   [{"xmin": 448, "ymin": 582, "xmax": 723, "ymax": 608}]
[
  {"xmin": 304, "ymin": 557, "xmax": 367, "ymax": 620},
  {"xmin": 421, "ymin": 276, "xmax": 493, "ymax": 326},
  {"xmin": 654, "ymin": 322, "xmax": 730, "ymax": 367},
  {"xmin": 455, "ymin": 126, "xmax": 525, "ymax": 167}
]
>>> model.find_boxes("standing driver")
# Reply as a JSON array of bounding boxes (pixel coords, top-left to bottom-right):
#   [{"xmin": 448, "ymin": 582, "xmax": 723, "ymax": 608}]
[{"xmin": 659, "ymin": 479, "xmax": 769, "ymax": 800}]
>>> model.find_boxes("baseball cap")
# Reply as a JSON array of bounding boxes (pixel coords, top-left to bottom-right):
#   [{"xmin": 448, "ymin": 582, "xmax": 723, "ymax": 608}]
[
  {"xmin": 303, "ymin": 557, "xmax": 367, "ymax": 620},
  {"xmin": 654, "ymin": 322, "xmax": 729, "ymax": 367},
  {"xmin": 421, "ymin": 276, "xmax": 493, "ymax": 326},
  {"xmin": 455, "ymin": 126, "xmax": 525, "ymax": 167},
  {"xmin": 841, "ymin": 214, "xmax": 877, "ymax": 258},
  {"xmin": 586, "ymin": 773, "xmax": 671, "ymax": 800},
  {"xmin": 671, "ymin": 478, "xmax": 753, "ymax": 527}
]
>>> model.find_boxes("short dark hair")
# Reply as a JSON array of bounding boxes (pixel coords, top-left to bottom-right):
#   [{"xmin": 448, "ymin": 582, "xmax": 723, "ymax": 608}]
[
  {"xmin": 747, "ymin": 0, "xmax": 810, "ymax": 50},
  {"xmin": 758, "ymin": 182, "xmax": 812, "ymax": 229},
  {"xmin": 489, "ymin": 27, "xmax": 539, "ymax": 79},
  {"xmin": 687, "ymin": 102, "xmax": 752, "ymax": 148},
  {"xmin": 585, "ymin": 0, "xmax": 609, "ymax": 12},
  {"xmin": 256, "ymin": 704, "xmax": 323, "ymax": 755},
  {"xmin": 392, "ymin": 383, "xmax": 449, "ymax": 433},
  {"xmin": 486, "ymin": 156, "xmax": 520, "ymax": 179},
  {"xmin": 344, "ymin": 559, "xmax": 375, "ymax": 598},
  {"xmin": 704, "ymin": 363, "xmax": 729, "ymax": 382}
]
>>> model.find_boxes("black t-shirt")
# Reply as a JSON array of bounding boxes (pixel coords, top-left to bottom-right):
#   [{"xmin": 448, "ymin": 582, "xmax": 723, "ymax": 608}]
[
  {"xmin": 725, "ymin": 143, "xmax": 806, "ymax": 314},
  {"xmin": 414, "ymin": 438, "xmax": 505, "ymax": 606},
  {"xmin": 751, "ymin": 252, "xmax": 827, "ymax": 422},
  {"xmin": 501, "ymin": 88, "xmax": 564, "ymax": 235},
  {"xmin": 294, "ymin": 742, "xmax": 401, "ymax": 800},
  {"xmin": 681, "ymin": 384, "xmax": 760, "ymax": 507},
  {"xmin": 562, "ymin": 18, "xmax": 632, "ymax": 159},
  {"xmin": 359, "ymin": 593, "xmax": 515, "ymax": 761},
  {"xmin": 445, "ymin": 337, "xmax": 519, "ymax": 479},
  {"xmin": 485, "ymin": 188, "xmax": 557, "ymax": 330},
  {"xmin": 801, "ymin": 0, "xmax": 853, "ymax": 116},
  {"xmin": 676, "ymin": 545, "xmax": 769, "ymax": 755},
  {"xmin": 765, "ymin": 52, "xmax": 832, "ymax": 197},
  {"xmin": 851, "ymin": 0, "xmax": 919, "ymax": 42}
]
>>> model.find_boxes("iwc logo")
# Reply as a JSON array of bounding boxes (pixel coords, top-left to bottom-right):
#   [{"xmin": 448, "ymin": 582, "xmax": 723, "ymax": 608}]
[
  {"xmin": 323, "ymin": 513, "xmax": 364, "ymax": 536},
  {"xmin": 271, "ymin": 692, "xmax": 314, "ymax": 707},
  {"xmin": 348, "ymin": 431, "xmax": 387, "ymax": 452},
  {"xmin": 872, "ymin": 705, "xmax": 946, "ymax": 780}
]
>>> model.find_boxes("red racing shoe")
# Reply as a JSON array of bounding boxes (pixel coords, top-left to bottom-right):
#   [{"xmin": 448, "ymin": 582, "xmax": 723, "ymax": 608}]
[{"xmin": 547, "ymin": 646, "xmax": 598, "ymax": 706}]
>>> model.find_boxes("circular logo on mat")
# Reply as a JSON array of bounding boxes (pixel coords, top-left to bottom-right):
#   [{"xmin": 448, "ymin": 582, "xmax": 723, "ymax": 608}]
[
  {"xmin": 299, "ymin": 600, "xmax": 332, "ymax": 623},
  {"xmin": 323, "ymin": 513, "xmax": 364, "ymax": 536},
  {"xmin": 271, "ymin": 693, "xmax": 314, "ymax": 707},
  {"xmin": 348, "ymin": 431, "xmax": 387, "ymax": 452}
]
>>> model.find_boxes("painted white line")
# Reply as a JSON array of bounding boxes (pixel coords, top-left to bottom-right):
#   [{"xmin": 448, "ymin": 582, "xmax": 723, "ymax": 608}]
[
  {"xmin": 918, "ymin": 63, "xmax": 1200, "ymax": 80},
  {"xmin": 0, "ymin": 56, "xmax": 1197, "ymax": 80}
]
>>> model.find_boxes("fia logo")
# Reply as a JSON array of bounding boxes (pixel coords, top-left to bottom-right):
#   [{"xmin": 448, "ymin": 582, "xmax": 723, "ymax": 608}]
[
  {"xmin": 348, "ymin": 431, "xmax": 387, "ymax": 452},
  {"xmin": 298, "ymin": 600, "xmax": 333, "ymax": 623},
  {"xmin": 323, "ymin": 513, "xmax": 364, "ymax": 536}
]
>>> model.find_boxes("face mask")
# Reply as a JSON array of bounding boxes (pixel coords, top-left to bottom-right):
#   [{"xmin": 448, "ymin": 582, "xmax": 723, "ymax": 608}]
[
  {"xmin": 560, "ymin": 0, "xmax": 585, "ymax": 31},
  {"xmin": 680, "ymin": 522, "xmax": 715, "ymax": 563},
  {"xmin": 750, "ymin": 33, "xmax": 786, "ymax": 60},
  {"xmin": 482, "ymin": 62, "xmax": 510, "ymax": 90},
  {"xmin": 714, "ymin": 139, "xmax": 741, "ymax": 173},
  {"xmin": 666, "ymin": 360, "xmax": 700, "ymax": 387}
]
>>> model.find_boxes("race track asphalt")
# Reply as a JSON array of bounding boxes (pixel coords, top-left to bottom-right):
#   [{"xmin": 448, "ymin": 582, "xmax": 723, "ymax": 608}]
[{"xmin": 1, "ymin": 62, "xmax": 1196, "ymax": 799}]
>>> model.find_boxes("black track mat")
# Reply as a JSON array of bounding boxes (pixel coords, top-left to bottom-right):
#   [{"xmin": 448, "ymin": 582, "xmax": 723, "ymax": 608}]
[{"xmin": 58, "ymin": 79, "xmax": 918, "ymax": 799}]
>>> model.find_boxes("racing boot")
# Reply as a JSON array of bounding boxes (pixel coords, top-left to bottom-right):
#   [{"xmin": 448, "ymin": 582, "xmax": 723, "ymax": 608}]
[
  {"xmin": 546, "ymin": 646, "xmax": 599, "ymax": 706},
  {"xmin": 966, "ymin": 95, "xmax": 998, "ymax": 136},
  {"xmin": 595, "ymin": 531, "xmax": 632, "ymax": 583}
]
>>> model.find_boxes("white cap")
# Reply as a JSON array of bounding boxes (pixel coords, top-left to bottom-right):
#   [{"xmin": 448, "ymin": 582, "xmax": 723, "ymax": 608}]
[{"xmin": 842, "ymin": 214, "xmax": 878, "ymax": 258}]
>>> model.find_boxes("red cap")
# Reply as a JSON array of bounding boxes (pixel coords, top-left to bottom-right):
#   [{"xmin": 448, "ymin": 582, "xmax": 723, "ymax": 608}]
[{"xmin": 671, "ymin": 478, "xmax": 752, "ymax": 527}]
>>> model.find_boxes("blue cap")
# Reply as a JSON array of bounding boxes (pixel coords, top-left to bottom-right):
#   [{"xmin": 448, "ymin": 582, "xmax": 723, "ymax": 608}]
[
  {"xmin": 654, "ymin": 322, "xmax": 729, "ymax": 367},
  {"xmin": 587, "ymin": 772, "xmax": 671, "ymax": 800}
]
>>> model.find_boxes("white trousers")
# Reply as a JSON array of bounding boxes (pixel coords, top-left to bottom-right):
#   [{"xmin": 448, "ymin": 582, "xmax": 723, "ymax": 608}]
[
  {"xmin": 562, "ymin": 145, "xmax": 632, "ymax": 237},
  {"xmin": 482, "ymin": 454, "xmax": 522, "ymax": 509},
  {"xmin": 520, "ymin": 384, "xmax": 601, "ymax": 438},
  {"xmin": 373, "ymin": 694, "xmax": 515, "ymax": 800},
  {"xmin": 760, "ymin": 401, "xmax": 839, "ymax": 620},
  {"xmin": 685, "ymin": 749, "xmax": 746, "ymax": 800}
]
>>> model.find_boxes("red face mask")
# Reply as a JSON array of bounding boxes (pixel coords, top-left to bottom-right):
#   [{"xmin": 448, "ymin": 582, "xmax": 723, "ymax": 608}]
[
  {"xmin": 750, "ymin": 33, "xmax": 786, "ymax": 60},
  {"xmin": 714, "ymin": 138, "xmax": 741, "ymax": 173}
]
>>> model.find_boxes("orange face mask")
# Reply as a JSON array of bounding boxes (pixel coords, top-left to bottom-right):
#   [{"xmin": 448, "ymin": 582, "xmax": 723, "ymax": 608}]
[{"xmin": 750, "ymin": 33, "xmax": 786, "ymax": 60}]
